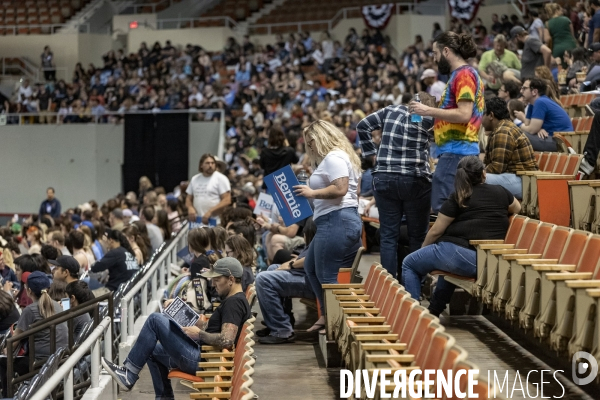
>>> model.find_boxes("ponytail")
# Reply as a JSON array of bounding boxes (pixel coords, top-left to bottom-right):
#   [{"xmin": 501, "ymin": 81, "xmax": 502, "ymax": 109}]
[
  {"xmin": 38, "ymin": 289, "xmax": 56, "ymax": 319},
  {"xmin": 453, "ymin": 156, "xmax": 485, "ymax": 208}
]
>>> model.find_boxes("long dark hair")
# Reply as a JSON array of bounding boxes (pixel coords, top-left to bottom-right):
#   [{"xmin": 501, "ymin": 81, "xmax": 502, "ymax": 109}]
[
  {"xmin": 434, "ymin": 32, "xmax": 477, "ymax": 61},
  {"xmin": 454, "ymin": 156, "xmax": 485, "ymax": 208},
  {"xmin": 107, "ymin": 229, "xmax": 135, "ymax": 255}
]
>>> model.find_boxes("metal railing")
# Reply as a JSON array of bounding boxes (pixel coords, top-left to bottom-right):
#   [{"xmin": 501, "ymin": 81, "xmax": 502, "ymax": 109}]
[
  {"xmin": 29, "ymin": 317, "xmax": 116, "ymax": 400},
  {"xmin": 155, "ymin": 16, "xmax": 238, "ymax": 30},
  {"xmin": 1, "ymin": 108, "xmax": 226, "ymax": 125},
  {"xmin": 247, "ymin": 1, "xmax": 444, "ymax": 35},
  {"xmin": 6, "ymin": 293, "xmax": 113, "ymax": 397},
  {"xmin": 126, "ymin": 0, "xmax": 175, "ymax": 14},
  {"xmin": 118, "ymin": 223, "xmax": 189, "ymax": 360},
  {"xmin": 0, "ymin": 23, "xmax": 91, "ymax": 35}
]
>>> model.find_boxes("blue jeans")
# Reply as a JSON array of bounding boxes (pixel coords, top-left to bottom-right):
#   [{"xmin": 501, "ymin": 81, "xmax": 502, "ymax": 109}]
[
  {"xmin": 256, "ymin": 265, "xmax": 315, "ymax": 337},
  {"xmin": 431, "ymin": 153, "xmax": 469, "ymax": 213},
  {"xmin": 124, "ymin": 313, "xmax": 201, "ymax": 400},
  {"xmin": 401, "ymin": 242, "xmax": 476, "ymax": 316},
  {"xmin": 304, "ymin": 207, "xmax": 362, "ymax": 315},
  {"xmin": 373, "ymin": 173, "xmax": 431, "ymax": 279},
  {"xmin": 485, "ymin": 173, "xmax": 522, "ymax": 199},
  {"xmin": 524, "ymin": 132, "xmax": 557, "ymax": 152}
]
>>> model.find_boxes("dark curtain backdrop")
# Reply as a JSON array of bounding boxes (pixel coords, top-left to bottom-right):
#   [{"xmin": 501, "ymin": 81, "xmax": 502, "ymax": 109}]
[{"xmin": 123, "ymin": 113, "xmax": 189, "ymax": 194}]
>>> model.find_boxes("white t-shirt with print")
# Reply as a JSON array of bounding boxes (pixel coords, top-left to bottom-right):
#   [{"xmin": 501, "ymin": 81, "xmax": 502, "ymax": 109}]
[
  {"xmin": 187, "ymin": 171, "xmax": 231, "ymax": 219},
  {"xmin": 309, "ymin": 150, "xmax": 359, "ymax": 220}
]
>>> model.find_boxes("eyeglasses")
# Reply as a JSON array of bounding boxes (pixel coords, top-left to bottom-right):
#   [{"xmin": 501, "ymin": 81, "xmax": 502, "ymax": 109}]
[
  {"xmin": 226, "ymin": 250, "xmax": 235, "ymax": 256},
  {"xmin": 498, "ymin": 88, "xmax": 507, "ymax": 92},
  {"xmin": 520, "ymin": 86, "xmax": 530, "ymax": 92}
]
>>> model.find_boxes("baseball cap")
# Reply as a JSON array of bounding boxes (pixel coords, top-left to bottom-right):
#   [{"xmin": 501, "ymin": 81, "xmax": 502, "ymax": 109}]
[
  {"xmin": 27, "ymin": 271, "xmax": 51, "ymax": 296},
  {"xmin": 510, "ymin": 26, "xmax": 525, "ymax": 40},
  {"xmin": 421, "ymin": 69, "xmax": 438, "ymax": 79},
  {"xmin": 48, "ymin": 255, "xmax": 80, "ymax": 275},
  {"xmin": 590, "ymin": 42, "xmax": 600, "ymax": 52},
  {"xmin": 201, "ymin": 257, "xmax": 244, "ymax": 279},
  {"xmin": 122, "ymin": 209, "xmax": 133, "ymax": 218}
]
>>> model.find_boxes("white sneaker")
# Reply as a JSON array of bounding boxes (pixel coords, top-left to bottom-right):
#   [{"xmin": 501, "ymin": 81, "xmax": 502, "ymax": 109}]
[{"xmin": 580, "ymin": 158, "xmax": 595, "ymax": 175}]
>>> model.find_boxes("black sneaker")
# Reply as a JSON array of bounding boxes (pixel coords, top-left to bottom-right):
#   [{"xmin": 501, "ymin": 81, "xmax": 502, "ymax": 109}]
[
  {"xmin": 256, "ymin": 327, "xmax": 271, "ymax": 337},
  {"xmin": 258, "ymin": 333, "xmax": 295, "ymax": 344},
  {"xmin": 101, "ymin": 357, "xmax": 138, "ymax": 391}
]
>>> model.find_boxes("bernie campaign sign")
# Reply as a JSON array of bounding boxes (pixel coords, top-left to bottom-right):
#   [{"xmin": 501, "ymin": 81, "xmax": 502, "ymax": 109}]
[{"xmin": 264, "ymin": 165, "xmax": 313, "ymax": 226}]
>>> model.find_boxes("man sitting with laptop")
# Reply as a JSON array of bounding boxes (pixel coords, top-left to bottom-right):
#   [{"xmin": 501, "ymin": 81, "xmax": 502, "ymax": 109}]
[{"xmin": 101, "ymin": 258, "xmax": 251, "ymax": 398}]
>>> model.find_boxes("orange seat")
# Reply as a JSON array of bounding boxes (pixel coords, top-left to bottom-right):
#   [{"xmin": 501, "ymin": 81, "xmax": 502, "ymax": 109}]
[{"xmin": 167, "ymin": 369, "xmax": 203, "ymax": 383}]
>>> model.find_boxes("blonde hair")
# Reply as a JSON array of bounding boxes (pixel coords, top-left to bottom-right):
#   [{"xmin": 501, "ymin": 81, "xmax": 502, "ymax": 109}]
[{"xmin": 303, "ymin": 120, "xmax": 362, "ymax": 172}]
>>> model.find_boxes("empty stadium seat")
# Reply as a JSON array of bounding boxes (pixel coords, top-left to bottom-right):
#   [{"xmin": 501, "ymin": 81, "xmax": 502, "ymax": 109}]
[{"xmin": 519, "ymin": 230, "xmax": 590, "ymax": 330}]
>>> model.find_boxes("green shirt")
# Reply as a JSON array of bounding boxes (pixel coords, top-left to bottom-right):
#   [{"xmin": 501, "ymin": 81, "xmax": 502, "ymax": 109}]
[{"xmin": 478, "ymin": 49, "xmax": 522, "ymax": 89}]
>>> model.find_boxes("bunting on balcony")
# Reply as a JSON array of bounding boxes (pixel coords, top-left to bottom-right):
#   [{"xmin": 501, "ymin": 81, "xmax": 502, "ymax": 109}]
[
  {"xmin": 448, "ymin": 0, "xmax": 482, "ymax": 23},
  {"xmin": 362, "ymin": 4, "xmax": 394, "ymax": 30}
]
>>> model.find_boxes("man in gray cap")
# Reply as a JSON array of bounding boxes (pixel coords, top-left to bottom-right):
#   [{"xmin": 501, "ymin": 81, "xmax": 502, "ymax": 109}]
[
  {"xmin": 510, "ymin": 25, "xmax": 551, "ymax": 79},
  {"xmin": 101, "ymin": 257, "xmax": 251, "ymax": 397}
]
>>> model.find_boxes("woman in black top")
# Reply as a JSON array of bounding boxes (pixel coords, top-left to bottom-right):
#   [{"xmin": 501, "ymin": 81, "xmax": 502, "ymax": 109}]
[
  {"xmin": 259, "ymin": 129, "xmax": 298, "ymax": 189},
  {"xmin": 91, "ymin": 230, "xmax": 139, "ymax": 292},
  {"xmin": 401, "ymin": 156, "xmax": 521, "ymax": 316},
  {"xmin": 224, "ymin": 235, "xmax": 255, "ymax": 293}
]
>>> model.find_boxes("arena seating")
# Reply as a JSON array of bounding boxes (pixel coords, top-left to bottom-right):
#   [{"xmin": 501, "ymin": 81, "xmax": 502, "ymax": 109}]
[
  {"xmin": 322, "ymin": 264, "xmax": 508, "ymax": 400},
  {"xmin": 519, "ymin": 152, "xmax": 582, "ymax": 224},
  {"xmin": 560, "ymin": 93, "xmax": 596, "ymax": 118},
  {"xmin": 250, "ymin": 0, "xmax": 396, "ymax": 34},
  {"xmin": 0, "ymin": 0, "xmax": 90, "ymax": 35}
]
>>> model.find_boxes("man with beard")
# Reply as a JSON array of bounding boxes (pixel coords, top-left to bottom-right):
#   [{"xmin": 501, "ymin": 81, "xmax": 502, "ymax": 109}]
[
  {"xmin": 101, "ymin": 258, "xmax": 251, "ymax": 396},
  {"xmin": 409, "ymin": 32, "xmax": 485, "ymax": 213},
  {"xmin": 186, "ymin": 154, "xmax": 231, "ymax": 225},
  {"xmin": 510, "ymin": 25, "xmax": 551, "ymax": 79}
]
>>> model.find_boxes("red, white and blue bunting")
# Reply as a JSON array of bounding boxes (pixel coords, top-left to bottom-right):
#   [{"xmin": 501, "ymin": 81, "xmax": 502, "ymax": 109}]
[
  {"xmin": 362, "ymin": 4, "xmax": 394, "ymax": 30},
  {"xmin": 448, "ymin": 0, "xmax": 482, "ymax": 23}
]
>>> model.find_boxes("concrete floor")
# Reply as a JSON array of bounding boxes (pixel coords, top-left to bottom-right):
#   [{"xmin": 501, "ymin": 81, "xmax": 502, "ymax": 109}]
[{"xmin": 119, "ymin": 253, "xmax": 595, "ymax": 400}]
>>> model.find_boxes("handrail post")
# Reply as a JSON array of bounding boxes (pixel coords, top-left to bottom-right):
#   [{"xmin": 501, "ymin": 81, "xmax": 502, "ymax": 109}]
[
  {"xmin": 128, "ymin": 299, "xmax": 134, "ymax": 338},
  {"xmin": 64, "ymin": 368, "xmax": 74, "ymax": 400},
  {"xmin": 91, "ymin": 337, "xmax": 100, "ymax": 388},
  {"xmin": 120, "ymin": 302, "xmax": 127, "ymax": 344},
  {"xmin": 141, "ymin": 282, "xmax": 148, "ymax": 316},
  {"xmin": 151, "ymin": 270, "xmax": 158, "ymax": 302}
]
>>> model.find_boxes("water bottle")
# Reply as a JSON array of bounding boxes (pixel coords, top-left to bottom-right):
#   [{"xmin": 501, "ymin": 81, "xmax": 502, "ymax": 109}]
[
  {"xmin": 411, "ymin": 93, "xmax": 423, "ymax": 123},
  {"xmin": 297, "ymin": 169, "xmax": 309, "ymax": 186}
]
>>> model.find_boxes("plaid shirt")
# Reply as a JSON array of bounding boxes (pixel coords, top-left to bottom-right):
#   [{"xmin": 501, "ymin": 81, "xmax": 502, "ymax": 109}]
[
  {"xmin": 484, "ymin": 119, "xmax": 538, "ymax": 174},
  {"xmin": 357, "ymin": 105, "xmax": 434, "ymax": 180}
]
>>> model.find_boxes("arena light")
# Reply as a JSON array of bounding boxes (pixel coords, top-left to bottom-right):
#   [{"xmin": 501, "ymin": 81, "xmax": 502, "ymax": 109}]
[{"xmin": 129, "ymin": 21, "xmax": 138, "ymax": 29}]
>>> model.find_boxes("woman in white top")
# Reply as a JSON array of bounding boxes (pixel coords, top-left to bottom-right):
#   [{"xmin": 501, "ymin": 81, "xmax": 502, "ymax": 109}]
[{"xmin": 294, "ymin": 120, "xmax": 363, "ymax": 333}]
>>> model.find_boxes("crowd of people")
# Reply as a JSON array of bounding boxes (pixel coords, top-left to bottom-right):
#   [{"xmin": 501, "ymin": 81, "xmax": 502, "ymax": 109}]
[{"xmin": 9, "ymin": 2, "xmax": 600, "ymax": 394}]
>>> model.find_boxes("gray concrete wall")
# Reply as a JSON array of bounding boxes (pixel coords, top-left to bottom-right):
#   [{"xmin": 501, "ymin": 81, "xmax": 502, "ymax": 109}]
[
  {"xmin": 0, "ymin": 123, "xmax": 124, "ymax": 214},
  {"xmin": 0, "ymin": 121, "xmax": 223, "ymax": 214}
]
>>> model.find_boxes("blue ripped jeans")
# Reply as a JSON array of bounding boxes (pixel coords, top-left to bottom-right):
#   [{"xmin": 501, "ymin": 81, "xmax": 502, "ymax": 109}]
[{"xmin": 124, "ymin": 313, "xmax": 201, "ymax": 400}]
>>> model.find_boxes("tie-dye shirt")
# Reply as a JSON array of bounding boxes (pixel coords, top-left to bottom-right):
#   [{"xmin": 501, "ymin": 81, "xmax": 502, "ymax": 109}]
[{"xmin": 434, "ymin": 65, "xmax": 485, "ymax": 156}]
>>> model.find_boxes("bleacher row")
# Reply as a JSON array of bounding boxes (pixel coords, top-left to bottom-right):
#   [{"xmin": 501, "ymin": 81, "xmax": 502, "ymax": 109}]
[
  {"xmin": 438, "ymin": 216, "xmax": 600, "ymax": 373},
  {"xmin": 168, "ymin": 285, "xmax": 258, "ymax": 400},
  {"xmin": 320, "ymin": 265, "xmax": 504, "ymax": 400},
  {"xmin": 519, "ymin": 151, "xmax": 582, "ymax": 226},
  {"xmin": 0, "ymin": 0, "xmax": 87, "ymax": 34}
]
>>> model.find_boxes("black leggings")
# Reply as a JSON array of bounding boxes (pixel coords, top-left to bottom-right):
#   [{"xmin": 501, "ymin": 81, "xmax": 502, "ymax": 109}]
[
  {"xmin": 583, "ymin": 113, "xmax": 600, "ymax": 167},
  {"xmin": 0, "ymin": 356, "xmax": 30, "ymax": 397}
]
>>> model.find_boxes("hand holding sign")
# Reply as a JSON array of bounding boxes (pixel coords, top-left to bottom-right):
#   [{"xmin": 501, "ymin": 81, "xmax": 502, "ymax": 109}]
[
  {"xmin": 293, "ymin": 185, "xmax": 316, "ymax": 198},
  {"xmin": 264, "ymin": 165, "xmax": 313, "ymax": 226}
]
